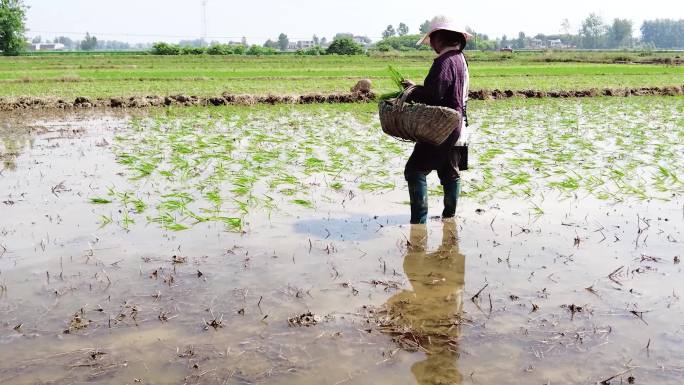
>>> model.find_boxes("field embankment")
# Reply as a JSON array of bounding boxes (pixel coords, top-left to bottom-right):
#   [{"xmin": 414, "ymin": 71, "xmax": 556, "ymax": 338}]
[{"xmin": 2, "ymin": 86, "xmax": 684, "ymax": 111}]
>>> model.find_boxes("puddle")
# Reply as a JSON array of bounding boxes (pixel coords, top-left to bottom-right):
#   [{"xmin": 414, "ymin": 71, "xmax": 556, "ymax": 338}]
[{"xmin": 1, "ymin": 100, "xmax": 683, "ymax": 384}]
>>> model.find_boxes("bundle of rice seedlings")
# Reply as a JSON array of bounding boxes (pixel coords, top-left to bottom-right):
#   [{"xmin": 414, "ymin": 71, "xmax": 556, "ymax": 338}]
[{"xmin": 379, "ymin": 66, "xmax": 407, "ymax": 101}]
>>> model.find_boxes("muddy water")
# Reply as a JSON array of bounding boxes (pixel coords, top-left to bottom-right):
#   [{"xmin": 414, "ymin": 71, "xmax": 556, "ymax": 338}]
[{"xmin": 1, "ymin": 109, "xmax": 683, "ymax": 385}]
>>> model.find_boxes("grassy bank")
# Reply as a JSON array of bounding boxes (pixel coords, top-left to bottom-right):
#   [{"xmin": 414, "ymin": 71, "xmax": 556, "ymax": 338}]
[{"xmin": 0, "ymin": 53, "xmax": 681, "ymax": 100}]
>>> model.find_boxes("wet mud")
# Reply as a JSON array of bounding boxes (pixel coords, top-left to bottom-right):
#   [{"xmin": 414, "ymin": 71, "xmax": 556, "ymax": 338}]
[{"xmin": 0, "ymin": 104, "xmax": 682, "ymax": 384}]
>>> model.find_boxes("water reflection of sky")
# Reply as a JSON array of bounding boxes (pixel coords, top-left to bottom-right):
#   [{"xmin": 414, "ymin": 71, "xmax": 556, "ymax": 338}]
[{"xmin": 294, "ymin": 213, "xmax": 409, "ymax": 241}]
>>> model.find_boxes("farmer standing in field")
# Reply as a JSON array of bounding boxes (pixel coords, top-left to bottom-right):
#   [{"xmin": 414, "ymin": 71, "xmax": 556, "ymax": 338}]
[{"xmin": 402, "ymin": 18, "xmax": 471, "ymax": 224}]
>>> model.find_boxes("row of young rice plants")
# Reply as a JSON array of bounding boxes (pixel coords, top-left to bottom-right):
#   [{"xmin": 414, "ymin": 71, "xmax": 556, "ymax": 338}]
[
  {"xmin": 89, "ymin": 96, "xmax": 683, "ymax": 230},
  {"xmin": 466, "ymin": 96, "xmax": 684, "ymax": 214},
  {"xmin": 90, "ymin": 105, "xmax": 409, "ymax": 231}
]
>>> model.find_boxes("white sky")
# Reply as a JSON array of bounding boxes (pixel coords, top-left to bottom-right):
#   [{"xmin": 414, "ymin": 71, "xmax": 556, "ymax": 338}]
[{"xmin": 24, "ymin": 0, "xmax": 683, "ymax": 44}]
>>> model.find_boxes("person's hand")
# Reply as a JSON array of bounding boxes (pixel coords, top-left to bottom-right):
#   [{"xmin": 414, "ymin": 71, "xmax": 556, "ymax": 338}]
[{"xmin": 401, "ymin": 79, "xmax": 416, "ymax": 89}]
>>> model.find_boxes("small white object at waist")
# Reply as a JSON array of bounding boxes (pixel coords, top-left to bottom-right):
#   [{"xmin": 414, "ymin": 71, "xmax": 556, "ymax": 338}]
[{"xmin": 455, "ymin": 126, "xmax": 472, "ymax": 146}]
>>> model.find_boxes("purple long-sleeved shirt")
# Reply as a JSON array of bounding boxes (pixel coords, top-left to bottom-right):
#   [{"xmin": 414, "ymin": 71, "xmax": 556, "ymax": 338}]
[
  {"xmin": 404, "ymin": 49, "xmax": 469, "ymax": 174},
  {"xmin": 410, "ymin": 49, "xmax": 469, "ymax": 144}
]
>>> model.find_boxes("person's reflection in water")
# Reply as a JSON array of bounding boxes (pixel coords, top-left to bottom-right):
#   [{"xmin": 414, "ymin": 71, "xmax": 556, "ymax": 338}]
[{"xmin": 384, "ymin": 220, "xmax": 466, "ymax": 385}]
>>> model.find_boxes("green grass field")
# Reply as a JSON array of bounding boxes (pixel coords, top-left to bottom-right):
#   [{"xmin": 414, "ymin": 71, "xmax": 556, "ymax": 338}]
[{"xmin": 0, "ymin": 53, "xmax": 681, "ymax": 100}]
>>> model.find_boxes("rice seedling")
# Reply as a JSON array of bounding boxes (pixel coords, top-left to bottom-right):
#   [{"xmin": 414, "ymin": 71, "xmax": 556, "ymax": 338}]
[
  {"xmin": 87, "ymin": 96, "xmax": 682, "ymax": 229},
  {"xmin": 121, "ymin": 211, "xmax": 135, "ymax": 230},
  {"xmin": 148, "ymin": 213, "xmax": 188, "ymax": 231},
  {"xmin": 131, "ymin": 199, "xmax": 147, "ymax": 214},
  {"xmin": 90, "ymin": 197, "xmax": 112, "ymax": 204},
  {"xmin": 233, "ymin": 199, "xmax": 249, "ymax": 216},
  {"xmin": 292, "ymin": 199, "xmax": 314, "ymax": 208},
  {"xmin": 98, "ymin": 214, "xmax": 113, "ymax": 228},
  {"xmin": 207, "ymin": 216, "xmax": 242, "ymax": 232}
]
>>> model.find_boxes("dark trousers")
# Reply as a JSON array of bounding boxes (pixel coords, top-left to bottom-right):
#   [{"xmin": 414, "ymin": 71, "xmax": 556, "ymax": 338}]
[{"xmin": 404, "ymin": 145, "xmax": 461, "ymax": 224}]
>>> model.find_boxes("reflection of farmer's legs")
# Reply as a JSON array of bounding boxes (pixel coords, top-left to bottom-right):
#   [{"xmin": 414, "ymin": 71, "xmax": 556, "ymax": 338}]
[
  {"xmin": 441, "ymin": 217, "xmax": 457, "ymax": 248},
  {"xmin": 405, "ymin": 170, "xmax": 430, "ymax": 224},
  {"xmin": 409, "ymin": 224, "xmax": 428, "ymax": 252},
  {"xmin": 437, "ymin": 148, "xmax": 461, "ymax": 218}
]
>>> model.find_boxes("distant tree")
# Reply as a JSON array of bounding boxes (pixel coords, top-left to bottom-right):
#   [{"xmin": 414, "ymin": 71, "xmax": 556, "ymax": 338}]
[
  {"xmin": 247, "ymin": 45, "xmax": 278, "ymax": 56},
  {"xmin": 151, "ymin": 42, "xmax": 181, "ymax": 55},
  {"xmin": 54, "ymin": 36, "xmax": 74, "ymax": 50},
  {"xmin": 334, "ymin": 32, "xmax": 353, "ymax": 40},
  {"xmin": 80, "ymin": 32, "xmax": 98, "ymax": 51},
  {"xmin": 398, "ymin": 22, "xmax": 409, "ymax": 36},
  {"xmin": 515, "ymin": 31, "xmax": 526, "ymax": 49},
  {"xmin": 98, "ymin": 40, "xmax": 130, "ymax": 50},
  {"xmin": 561, "ymin": 18, "xmax": 571, "ymax": 35},
  {"xmin": 179, "ymin": 46, "xmax": 205, "ymax": 54},
  {"xmin": 607, "ymin": 18, "xmax": 633, "ymax": 48},
  {"xmin": 320, "ymin": 37, "xmax": 328, "ymax": 46},
  {"xmin": 640, "ymin": 19, "xmax": 684, "ymax": 49},
  {"xmin": 263, "ymin": 39, "xmax": 278, "ymax": 49},
  {"xmin": 241, "ymin": 36, "xmax": 247, "ymax": 46},
  {"xmin": 355, "ymin": 35, "xmax": 372, "ymax": 44},
  {"xmin": 232, "ymin": 44, "xmax": 246, "ymax": 55},
  {"xmin": 0, "ymin": 0, "xmax": 27, "ymax": 55},
  {"xmin": 382, "ymin": 25, "xmax": 396, "ymax": 39},
  {"xmin": 326, "ymin": 37, "xmax": 364, "ymax": 55},
  {"xmin": 134, "ymin": 42, "xmax": 152, "ymax": 51},
  {"xmin": 295, "ymin": 46, "xmax": 325, "ymax": 56},
  {"xmin": 419, "ymin": 20, "xmax": 431, "ymax": 34},
  {"xmin": 579, "ymin": 13, "xmax": 606, "ymax": 49},
  {"xmin": 313, "ymin": 34, "xmax": 319, "ymax": 46},
  {"xmin": 31, "ymin": 35, "xmax": 41, "ymax": 43},
  {"xmin": 207, "ymin": 43, "xmax": 233, "ymax": 55},
  {"xmin": 178, "ymin": 38, "xmax": 204, "ymax": 47},
  {"xmin": 377, "ymin": 34, "xmax": 424, "ymax": 51},
  {"xmin": 501, "ymin": 34, "xmax": 509, "ymax": 48},
  {"xmin": 376, "ymin": 41, "xmax": 392, "ymax": 51},
  {"xmin": 278, "ymin": 33, "xmax": 289, "ymax": 51},
  {"xmin": 462, "ymin": 27, "xmax": 497, "ymax": 50}
]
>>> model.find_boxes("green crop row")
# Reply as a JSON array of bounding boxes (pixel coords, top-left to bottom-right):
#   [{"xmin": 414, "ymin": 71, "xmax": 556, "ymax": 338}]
[{"xmin": 0, "ymin": 54, "xmax": 680, "ymax": 100}]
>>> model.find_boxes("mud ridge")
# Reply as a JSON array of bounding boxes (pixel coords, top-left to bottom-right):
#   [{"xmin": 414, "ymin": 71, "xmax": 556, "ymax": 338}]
[
  {"xmin": 468, "ymin": 85, "xmax": 684, "ymax": 100},
  {"xmin": 0, "ymin": 91, "xmax": 377, "ymax": 111},
  {"xmin": 1, "ymin": 86, "xmax": 683, "ymax": 111}
]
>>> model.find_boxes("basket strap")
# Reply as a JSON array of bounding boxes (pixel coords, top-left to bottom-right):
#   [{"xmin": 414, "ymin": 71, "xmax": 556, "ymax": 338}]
[{"xmin": 397, "ymin": 85, "xmax": 417, "ymax": 110}]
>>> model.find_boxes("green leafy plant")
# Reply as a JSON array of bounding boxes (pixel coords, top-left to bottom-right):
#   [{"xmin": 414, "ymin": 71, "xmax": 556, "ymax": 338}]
[
  {"xmin": 89, "ymin": 197, "xmax": 112, "ymax": 204},
  {"xmin": 379, "ymin": 65, "xmax": 407, "ymax": 100}
]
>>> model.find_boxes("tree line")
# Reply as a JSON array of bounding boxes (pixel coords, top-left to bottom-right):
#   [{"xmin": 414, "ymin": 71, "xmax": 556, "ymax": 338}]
[
  {"xmin": 151, "ymin": 35, "xmax": 365, "ymax": 56},
  {"xmin": 377, "ymin": 15, "xmax": 684, "ymax": 51},
  {"xmin": 2, "ymin": 1, "xmax": 683, "ymax": 56}
]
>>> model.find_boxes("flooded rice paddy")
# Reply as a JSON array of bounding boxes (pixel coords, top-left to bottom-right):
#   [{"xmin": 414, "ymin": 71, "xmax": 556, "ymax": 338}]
[{"xmin": 0, "ymin": 97, "xmax": 683, "ymax": 384}]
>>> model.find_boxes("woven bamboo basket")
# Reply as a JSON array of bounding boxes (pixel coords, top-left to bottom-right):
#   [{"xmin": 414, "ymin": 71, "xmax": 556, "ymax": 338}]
[{"xmin": 378, "ymin": 85, "xmax": 461, "ymax": 146}]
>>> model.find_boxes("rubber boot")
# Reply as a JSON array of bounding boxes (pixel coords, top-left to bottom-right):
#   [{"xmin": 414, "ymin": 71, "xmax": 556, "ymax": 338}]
[
  {"xmin": 442, "ymin": 178, "xmax": 461, "ymax": 218},
  {"xmin": 407, "ymin": 176, "xmax": 428, "ymax": 224}
]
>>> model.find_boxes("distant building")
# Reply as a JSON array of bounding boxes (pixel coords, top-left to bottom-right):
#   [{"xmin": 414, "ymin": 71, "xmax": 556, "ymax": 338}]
[
  {"xmin": 529, "ymin": 38, "xmax": 544, "ymax": 49},
  {"xmin": 298, "ymin": 40, "xmax": 314, "ymax": 49},
  {"xmin": 548, "ymin": 39, "xmax": 564, "ymax": 48},
  {"xmin": 288, "ymin": 40, "xmax": 315, "ymax": 50},
  {"xmin": 28, "ymin": 43, "xmax": 66, "ymax": 51},
  {"xmin": 353, "ymin": 36, "xmax": 370, "ymax": 46}
]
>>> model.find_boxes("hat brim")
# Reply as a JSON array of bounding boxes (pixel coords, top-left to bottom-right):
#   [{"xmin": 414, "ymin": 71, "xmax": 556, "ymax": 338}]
[{"xmin": 417, "ymin": 27, "xmax": 473, "ymax": 46}]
